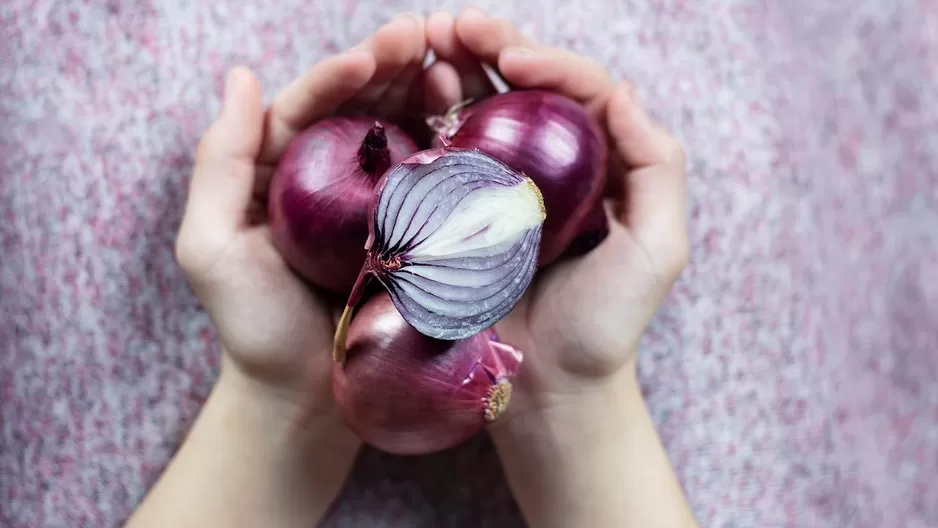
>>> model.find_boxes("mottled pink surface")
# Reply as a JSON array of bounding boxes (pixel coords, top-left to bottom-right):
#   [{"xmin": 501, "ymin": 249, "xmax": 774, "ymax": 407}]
[{"xmin": 2, "ymin": 1, "xmax": 937, "ymax": 527}]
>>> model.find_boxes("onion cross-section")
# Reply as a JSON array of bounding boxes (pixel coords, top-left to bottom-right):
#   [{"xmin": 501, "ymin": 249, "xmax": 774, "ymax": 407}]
[{"xmin": 333, "ymin": 146, "xmax": 546, "ymax": 362}]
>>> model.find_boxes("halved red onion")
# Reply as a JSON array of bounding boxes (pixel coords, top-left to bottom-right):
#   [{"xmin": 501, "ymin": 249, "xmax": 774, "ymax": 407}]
[{"xmin": 333, "ymin": 145, "xmax": 546, "ymax": 362}]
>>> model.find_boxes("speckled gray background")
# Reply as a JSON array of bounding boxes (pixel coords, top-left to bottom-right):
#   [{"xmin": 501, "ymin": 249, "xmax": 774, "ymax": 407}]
[{"xmin": 2, "ymin": 0, "xmax": 936, "ymax": 526}]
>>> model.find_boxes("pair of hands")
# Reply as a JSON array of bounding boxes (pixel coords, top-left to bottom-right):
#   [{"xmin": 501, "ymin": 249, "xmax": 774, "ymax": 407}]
[{"xmin": 176, "ymin": 9, "xmax": 688, "ymax": 438}]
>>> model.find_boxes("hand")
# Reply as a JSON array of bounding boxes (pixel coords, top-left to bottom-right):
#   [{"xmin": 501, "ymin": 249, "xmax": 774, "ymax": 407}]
[
  {"xmin": 426, "ymin": 10, "xmax": 696, "ymax": 528},
  {"xmin": 427, "ymin": 8, "xmax": 688, "ymax": 415},
  {"xmin": 130, "ymin": 17, "xmax": 469, "ymax": 528},
  {"xmin": 175, "ymin": 14, "xmax": 435, "ymax": 428}
]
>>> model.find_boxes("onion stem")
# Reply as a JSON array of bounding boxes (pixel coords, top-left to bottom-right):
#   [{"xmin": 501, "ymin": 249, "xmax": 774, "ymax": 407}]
[
  {"xmin": 333, "ymin": 265, "xmax": 372, "ymax": 364},
  {"xmin": 425, "ymin": 98, "xmax": 474, "ymax": 138},
  {"xmin": 357, "ymin": 122, "xmax": 391, "ymax": 176},
  {"xmin": 333, "ymin": 305, "xmax": 353, "ymax": 364}
]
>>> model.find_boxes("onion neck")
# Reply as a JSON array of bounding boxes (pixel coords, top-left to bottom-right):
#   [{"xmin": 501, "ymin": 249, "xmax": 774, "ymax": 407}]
[
  {"xmin": 357, "ymin": 122, "xmax": 392, "ymax": 177},
  {"xmin": 425, "ymin": 98, "xmax": 474, "ymax": 138},
  {"xmin": 332, "ymin": 265, "xmax": 373, "ymax": 364}
]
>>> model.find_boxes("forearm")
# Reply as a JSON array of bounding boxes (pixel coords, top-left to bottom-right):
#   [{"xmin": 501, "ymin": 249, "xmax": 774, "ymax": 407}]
[
  {"xmin": 125, "ymin": 364, "xmax": 361, "ymax": 528},
  {"xmin": 490, "ymin": 367, "xmax": 697, "ymax": 528}
]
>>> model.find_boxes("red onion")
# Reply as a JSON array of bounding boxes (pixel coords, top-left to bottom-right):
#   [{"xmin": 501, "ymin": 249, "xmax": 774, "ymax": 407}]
[
  {"xmin": 431, "ymin": 90, "xmax": 609, "ymax": 265},
  {"xmin": 332, "ymin": 292, "xmax": 523, "ymax": 455},
  {"xmin": 332, "ymin": 144, "xmax": 546, "ymax": 361},
  {"xmin": 269, "ymin": 117, "xmax": 419, "ymax": 294}
]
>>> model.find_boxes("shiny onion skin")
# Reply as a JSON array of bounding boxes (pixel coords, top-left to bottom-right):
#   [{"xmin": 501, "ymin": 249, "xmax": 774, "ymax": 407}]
[
  {"xmin": 269, "ymin": 117, "xmax": 419, "ymax": 294},
  {"xmin": 435, "ymin": 90, "xmax": 609, "ymax": 265},
  {"xmin": 332, "ymin": 145, "xmax": 546, "ymax": 361},
  {"xmin": 332, "ymin": 292, "xmax": 523, "ymax": 455}
]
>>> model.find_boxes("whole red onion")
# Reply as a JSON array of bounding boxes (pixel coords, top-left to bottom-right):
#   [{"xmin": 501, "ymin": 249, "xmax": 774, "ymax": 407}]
[
  {"xmin": 332, "ymin": 292, "xmax": 523, "ymax": 455},
  {"xmin": 332, "ymin": 145, "xmax": 546, "ymax": 361},
  {"xmin": 432, "ymin": 90, "xmax": 609, "ymax": 265},
  {"xmin": 269, "ymin": 117, "xmax": 419, "ymax": 294}
]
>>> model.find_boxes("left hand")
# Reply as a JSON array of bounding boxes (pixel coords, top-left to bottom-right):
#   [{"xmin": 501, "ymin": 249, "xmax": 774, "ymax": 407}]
[
  {"xmin": 426, "ymin": 9, "xmax": 689, "ymax": 416},
  {"xmin": 176, "ymin": 14, "xmax": 444, "ymax": 431}
]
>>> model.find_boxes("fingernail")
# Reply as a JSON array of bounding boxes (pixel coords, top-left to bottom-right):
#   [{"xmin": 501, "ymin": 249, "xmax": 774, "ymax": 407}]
[
  {"xmin": 430, "ymin": 10, "xmax": 455, "ymax": 26},
  {"xmin": 460, "ymin": 6, "xmax": 486, "ymax": 20},
  {"xmin": 351, "ymin": 36, "xmax": 372, "ymax": 52},
  {"xmin": 345, "ymin": 48, "xmax": 372, "ymax": 60},
  {"xmin": 390, "ymin": 11, "xmax": 423, "ymax": 27},
  {"xmin": 222, "ymin": 68, "xmax": 241, "ymax": 115},
  {"xmin": 502, "ymin": 46, "xmax": 535, "ymax": 59},
  {"xmin": 393, "ymin": 11, "xmax": 424, "ymax": 26}
]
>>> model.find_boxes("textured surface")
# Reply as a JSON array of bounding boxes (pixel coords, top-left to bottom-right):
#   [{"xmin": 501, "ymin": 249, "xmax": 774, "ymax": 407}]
[{"xmin": 2, "ymin": 0, "xmax": 937, "ymax": 526}]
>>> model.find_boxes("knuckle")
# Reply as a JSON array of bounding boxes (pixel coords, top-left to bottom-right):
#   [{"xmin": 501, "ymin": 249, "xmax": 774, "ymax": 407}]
[
  {"xmin": 173, "ymin": 229, "xmax": 198, "ymax": 275},
  {"xmin": 619, "ymin": 79, "xmax": 636, "ymax": 94},
  {"xmin": 665, "ymin": 239, "xmax": 690, "ymax": 280},
  {"xmin": 195, "ymin": 128, "xmax": 219, "ymax": 165},
  {"xmin": 674, "ymin": 242, "xmax": 690, "ymax": 272},
  {"xmin": 662, "ymin": 137, "xmax": 687, "ymax": 167},
  {"xmin": 174, "ymin": 224, "xmax": 229, "ymax": 283}
]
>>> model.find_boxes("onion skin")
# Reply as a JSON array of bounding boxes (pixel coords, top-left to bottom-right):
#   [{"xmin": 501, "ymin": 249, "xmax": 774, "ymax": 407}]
[
  {"xmin": 557, "ymin": 202, "xmax": 609, "ymax": 259},
  {"xmin": 269, "ymin": 117, "xmax": 419, "ymax": 294},
  {"xmin": 332, "ymin": 292, "xmax": 523, "ymax": 455},
  {"xmin": 439, "ymin": 90, "xmax": 609, "ymax": 265}
]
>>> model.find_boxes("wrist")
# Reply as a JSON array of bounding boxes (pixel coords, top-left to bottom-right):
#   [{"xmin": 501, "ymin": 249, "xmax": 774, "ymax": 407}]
[
  {"xmin": 487, "ymin": 363, "xmax": 697, "ymax": 528},
  {"xmin": 128, "ymin": 360, "xmax": 361, "ymax": 528},
  {"xmin": 212, "ymin": 358, "xmax": 362, "ymax": 457},
  {"xmin": 490, "ymin": 358, "xmax": 642, "ymax": 440}
]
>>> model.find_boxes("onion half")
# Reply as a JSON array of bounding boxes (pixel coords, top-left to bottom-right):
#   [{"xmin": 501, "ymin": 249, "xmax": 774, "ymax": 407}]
[{"xmin": 333, "ymin": 145, "xmax": 546, "ymax": 361}]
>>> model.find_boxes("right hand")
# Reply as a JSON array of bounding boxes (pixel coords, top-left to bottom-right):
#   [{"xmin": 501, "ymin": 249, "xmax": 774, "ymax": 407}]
[{"xmin": 426, "ymin": 9, "xmax": 689, "ymax": 417}]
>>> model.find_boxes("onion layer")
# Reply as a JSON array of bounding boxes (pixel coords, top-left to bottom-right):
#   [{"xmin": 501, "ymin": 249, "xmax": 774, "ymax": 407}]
[
  {"xmin": 332, "ymin": 292, "xmax": 523, "ymax": 455},
  {"xmin": 269, "ymin": 117, "xmax": 419, "ymax": 294},
  {"xmin": 433, "ymin": 90, "xmax": 609, "ymax": 265},
  {"xmin": 333, "ymin": 145, "xmax": 546, "ymax": 361}
]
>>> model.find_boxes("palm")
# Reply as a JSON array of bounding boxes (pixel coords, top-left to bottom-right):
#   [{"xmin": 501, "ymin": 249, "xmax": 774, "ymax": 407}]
[
  {"xmin": 207, "ymin": 226, "xmax": 337, "ymax": 409},
  {"xmin": 497, "ymin": 223, "xmax": 664, "ymax": 407},
  {"xmin": 419, "ymin": 10, "xmax": 690, "ymax": 418}
]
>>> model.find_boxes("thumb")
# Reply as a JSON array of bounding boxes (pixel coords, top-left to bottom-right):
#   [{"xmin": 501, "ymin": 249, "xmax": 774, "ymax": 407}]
[{"xmin": 177, "ymin": 67, "xmax": 264, "ymax": 278}]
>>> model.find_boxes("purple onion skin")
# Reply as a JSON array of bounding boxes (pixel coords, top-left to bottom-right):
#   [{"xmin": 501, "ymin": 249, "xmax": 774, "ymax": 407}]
[
  {"xmin": 269, "ymin": 117, "xmax": 419, "ymax": 294},
  {"xmin": 333, "ymin": 292, "xmax": 522, "ymax": 455},
  {"xmin": 558, "ymin": 202, "xmax": 610, "ymax": 259},
  {"xmin": 445, "ymin": 90, "xmax": 609, "ymax": 266}
]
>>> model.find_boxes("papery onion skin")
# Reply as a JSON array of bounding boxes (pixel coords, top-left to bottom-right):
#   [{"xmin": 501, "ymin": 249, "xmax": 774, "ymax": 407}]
[
  {"xmin": 269, "ymin": 117, "xmax": 419, "ymax": 294},
  {"xmin": 332, "ymin": 145, "xmax": 546, "ymax": 361},
  {"xmin": 438, "ymin": 90, "xmax": 609, "ymax": 266},
  {"xmin": 332, "ymin": 292, "xmax": 523, "ymax": 455}
]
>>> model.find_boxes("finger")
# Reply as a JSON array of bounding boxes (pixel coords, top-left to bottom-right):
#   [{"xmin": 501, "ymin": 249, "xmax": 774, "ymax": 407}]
[
  {"xmin": 427, "ymin": 9, "xmax": 495, "ymax": 102},
  {"xmin": 455, "ymin": 8, "xmax": 537, "ymax": 67},
  {"xmin": 258, "ymin": 50, "xmax": 376, "ymax": 165},
  {"xmin": 607, "ymin": 82, "xmax": 688, "ymax": 276},
  {"xmin": 178, "ymin": 67, "xmax": 263, "ymax": 272},
  {"xmin": 423, "ymin": 60, "xmax": 463, "ymax": 114},
  {"xmin": 341, "ymin": 13, "xmax": 428, "ymax": 115},
  {"xmin": 498, "ymin": 46, "xmax": 614, "ymax": 118},
  {"xmin": 373, "ymin": 14, "xmax": 429, "ymax": 118},
  {"xmin": 609, "ymin": 83, "xmax": 686, "ymax": 170}
]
